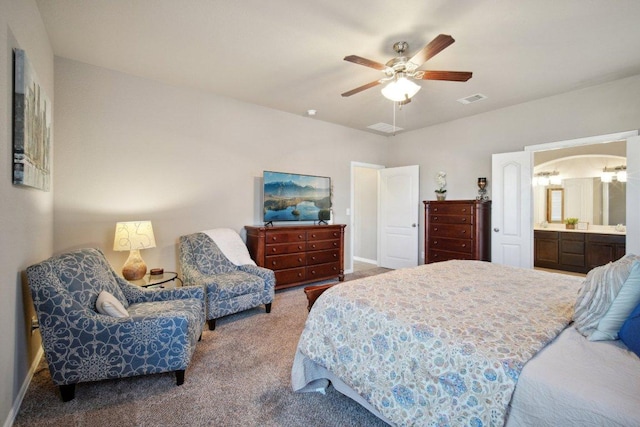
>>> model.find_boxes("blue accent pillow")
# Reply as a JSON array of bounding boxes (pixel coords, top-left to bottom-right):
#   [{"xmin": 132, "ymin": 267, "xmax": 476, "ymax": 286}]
[{"xmin": 619, "ymin": 301, "xmax": 640, "ymax": 357}]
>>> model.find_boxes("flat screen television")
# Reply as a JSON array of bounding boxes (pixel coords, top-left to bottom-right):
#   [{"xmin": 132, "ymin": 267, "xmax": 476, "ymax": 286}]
[{"xmin": 263, "ymin": 171, "xmax": 331, "ymax": 223}]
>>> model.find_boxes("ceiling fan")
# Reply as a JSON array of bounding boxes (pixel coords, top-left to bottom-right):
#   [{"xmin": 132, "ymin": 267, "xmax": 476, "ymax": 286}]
[{"xmin": 341, "ymin": 34, "xmax": 472, "ymax": 104}]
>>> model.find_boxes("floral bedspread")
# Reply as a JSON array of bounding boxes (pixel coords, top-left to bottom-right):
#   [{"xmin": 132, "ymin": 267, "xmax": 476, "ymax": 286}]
[{"xmin": 294, "ymin": 260, "xmax": 583, "ymax": 426}]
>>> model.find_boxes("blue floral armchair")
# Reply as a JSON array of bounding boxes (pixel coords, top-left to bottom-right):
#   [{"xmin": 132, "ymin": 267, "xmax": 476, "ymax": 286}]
[
  {"xmin": 179, "ymin": 231, "xmax": 275, "ymax": 330},
  {"xmin": 27, "ymin": 248, "xmax": 205, "ymax": 402}
]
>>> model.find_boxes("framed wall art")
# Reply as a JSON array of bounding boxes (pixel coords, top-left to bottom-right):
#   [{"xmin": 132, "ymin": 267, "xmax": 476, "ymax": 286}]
[{"xmin": 13, "ymin": 48, "xmax": 51, "ymax": 191}]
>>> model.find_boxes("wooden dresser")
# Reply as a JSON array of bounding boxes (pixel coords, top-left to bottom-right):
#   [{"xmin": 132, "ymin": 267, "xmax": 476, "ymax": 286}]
[
  {"xmin": 245, "ymin": 224, "xmax": 346, "ymax": 290},
  {"xmin": 423, "ymin": 200, "xmax": 491, "ymax": 263}
]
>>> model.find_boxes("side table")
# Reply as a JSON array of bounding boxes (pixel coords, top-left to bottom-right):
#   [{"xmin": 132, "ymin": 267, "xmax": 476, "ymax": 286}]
[{"xmin": 130, "ymin": 271, "xmax": 182, "ymax": 289}]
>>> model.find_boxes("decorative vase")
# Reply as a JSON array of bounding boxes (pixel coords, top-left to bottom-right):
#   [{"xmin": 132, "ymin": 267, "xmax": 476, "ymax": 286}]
[{"xmin": 436, "ymin": 193, "xmax": 446, "ymax": 201}]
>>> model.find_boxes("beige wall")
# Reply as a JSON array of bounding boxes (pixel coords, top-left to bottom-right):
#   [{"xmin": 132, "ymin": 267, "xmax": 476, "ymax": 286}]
[
  {"xmin": 53, "ymin": 58, "xmax": 390, "ymax": 275},
  {"xmin": 353, "ymin": 166, "xmax": 379, "ymax": 262},
  {"xmin": 0, "ymin": 0, "xmax": 53, "ymax": 424}
]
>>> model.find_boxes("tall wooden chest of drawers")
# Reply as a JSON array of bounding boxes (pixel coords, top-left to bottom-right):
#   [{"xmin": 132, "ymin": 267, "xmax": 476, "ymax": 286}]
[
  {"xmin": 423, "ymin": 200, "xmax": 491, "ymax": 264},
  {"xmin": 245, "ymin": 224, "xmax": 346, "ymax": 290}
]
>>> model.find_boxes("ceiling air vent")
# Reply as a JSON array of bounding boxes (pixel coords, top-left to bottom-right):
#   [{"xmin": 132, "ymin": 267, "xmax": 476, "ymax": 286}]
[
  {"xmin": 367, "ymin": 122, "xmax": 404, "ymax": 133},
  {"xmin": 457, "ymin": 93, "xmax": 487, "ymax": 105}
]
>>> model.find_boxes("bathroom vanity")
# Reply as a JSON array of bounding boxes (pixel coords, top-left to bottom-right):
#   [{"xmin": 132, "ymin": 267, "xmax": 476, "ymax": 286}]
[{"xmin": 534, "ymin": 226, "xmax": 626, "ymax": 274}]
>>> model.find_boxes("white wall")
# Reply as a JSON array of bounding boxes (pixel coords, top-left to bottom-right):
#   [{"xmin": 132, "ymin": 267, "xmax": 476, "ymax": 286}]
[
  {"xmin": 0, "ymin": 1, "xmax": 53, "ymax": 425},
  {"xmin": 53, "ymin": 58, "xmax": 390, "ymax": 274},
  {"xmin": 353, "ymin": 166, "xmax": 378, "ymax": 262},
  {"xmin": 387, "ymin": 74, "xmax": 640, "ymax": 258}
]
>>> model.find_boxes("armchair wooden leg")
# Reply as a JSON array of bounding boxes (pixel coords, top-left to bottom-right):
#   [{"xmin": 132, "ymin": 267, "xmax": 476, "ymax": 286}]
[
  {"xmin": 176, "ymin": 370, "xmax": 185, "ymax": 386},
  {"xmin": 208, "ymin": 319, "xmax": 216, "ymax": 330},
  {"xmin": 265, "ymin": 302, "xmax": 272, "ymax": 313},
  {"xmin": 59, "ymin": 384, "xmax": 76, "ymax": 402}
]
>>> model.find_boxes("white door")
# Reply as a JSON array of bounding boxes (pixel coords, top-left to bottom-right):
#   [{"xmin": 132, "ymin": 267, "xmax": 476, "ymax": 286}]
[
  {"xmin": 378, "ymin": 165, "xmax": 419, "ymax": 269},
  {"xmin": 491, "ymin": 151, "xmax": 533, "ymax": 267}
]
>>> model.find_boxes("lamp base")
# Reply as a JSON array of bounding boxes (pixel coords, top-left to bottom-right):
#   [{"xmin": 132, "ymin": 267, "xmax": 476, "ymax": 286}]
[{"xmin": 122, "ymin": 249, "xmax": 147, "ymax": 280}]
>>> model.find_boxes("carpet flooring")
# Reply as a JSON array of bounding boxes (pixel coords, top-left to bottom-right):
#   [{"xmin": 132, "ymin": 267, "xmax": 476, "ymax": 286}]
[{"xmin": 14, "ymin": 267, "xmax": 391, "ymax": 427}]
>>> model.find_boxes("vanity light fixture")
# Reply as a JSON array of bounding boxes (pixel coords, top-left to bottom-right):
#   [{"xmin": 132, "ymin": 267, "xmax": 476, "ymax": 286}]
[
  {"xmin": 533, "ymin": 170, "xmax": 561, "ymax": 187},
  {"xmin": 601, "ymin": 165, "xmax": 626, "ymax": 183}
]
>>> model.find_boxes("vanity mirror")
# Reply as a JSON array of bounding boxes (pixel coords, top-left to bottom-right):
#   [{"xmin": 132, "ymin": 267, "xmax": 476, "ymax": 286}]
[{"xmin": 546, "ymin": 188, "xmax": 564, "ymax": 223}]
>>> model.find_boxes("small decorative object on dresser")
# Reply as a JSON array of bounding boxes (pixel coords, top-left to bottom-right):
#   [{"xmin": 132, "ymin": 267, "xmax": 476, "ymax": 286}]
[
  {"xmin": 423, "ymin": 200, "xmax": 491, "ymax": 263},
  {"xmin": 476, "ymin": 177, "xmax": 489, "ymax": 200},
  {"xmin": 245, "ymin": 224, "xmax": 345, "ymax": 290},
  {"xmin": 434, "ymin": 171, "xmax": 447, "ymax": 200}
]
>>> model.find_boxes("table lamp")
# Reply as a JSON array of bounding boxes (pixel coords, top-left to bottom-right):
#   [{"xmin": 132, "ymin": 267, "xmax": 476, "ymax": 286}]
[{"xmin": 113, "ymin": 221, "xmax": 156, "ymax": 280}]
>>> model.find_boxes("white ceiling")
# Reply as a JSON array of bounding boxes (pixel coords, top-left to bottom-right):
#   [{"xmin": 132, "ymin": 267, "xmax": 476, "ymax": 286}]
[{"xmin": 35, "ymin": 0, "xmax": 640, "ymax": 135}]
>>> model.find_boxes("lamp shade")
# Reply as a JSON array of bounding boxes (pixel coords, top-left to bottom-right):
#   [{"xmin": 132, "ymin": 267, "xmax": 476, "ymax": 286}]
[
  {"xmin": 113, "ymin": 221, "xmax": 156, "ymax": 251},
  {"xmin": 381, "ymin": 77, "xmax": 421, "ymax": 102}
]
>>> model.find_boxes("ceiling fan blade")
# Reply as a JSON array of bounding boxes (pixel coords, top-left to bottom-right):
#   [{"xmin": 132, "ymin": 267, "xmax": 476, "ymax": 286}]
[
  {"xmin": 341, "ymin": 80, "xmax": 382, "ymax": 97},
  {"xmin": 409, "ymin": 34, "xmax": 455, "ymax": 68},
  {"xmin": 415, "ymin": 70, "xmax": 473, "ymax": 82},
  {"xmin": 344, "ymin": 55, "xmax": 387, "ymax": 71}
]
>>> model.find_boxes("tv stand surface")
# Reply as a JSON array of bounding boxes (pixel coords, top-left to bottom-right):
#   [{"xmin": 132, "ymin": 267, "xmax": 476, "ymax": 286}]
[{"xmin": 245, "ymin": 224, "xmax": 346, "ymax": 290}]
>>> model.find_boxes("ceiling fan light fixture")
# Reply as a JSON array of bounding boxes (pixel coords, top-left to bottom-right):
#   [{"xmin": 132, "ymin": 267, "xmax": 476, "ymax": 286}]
[{"xmin": 381, "ymin": 76, "xmax": 421, "ymax": 102}]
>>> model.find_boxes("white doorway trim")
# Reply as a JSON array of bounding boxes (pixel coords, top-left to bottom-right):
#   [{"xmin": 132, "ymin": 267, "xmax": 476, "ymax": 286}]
[{"xmin": 349, "ymin": 161, "xmax": 385, "ymax": 274}]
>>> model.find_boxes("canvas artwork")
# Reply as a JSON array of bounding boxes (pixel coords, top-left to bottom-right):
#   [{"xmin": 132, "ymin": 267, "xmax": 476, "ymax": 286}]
[{"xmin": 13, "ymin": 48, "xmax": 51, "ymax": 191}]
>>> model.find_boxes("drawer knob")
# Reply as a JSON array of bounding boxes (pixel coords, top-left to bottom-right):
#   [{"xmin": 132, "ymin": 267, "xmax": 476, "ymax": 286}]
[
  {"xmin": 311, "ymin": 244, "xmax": 316, "ymax": 248},
  {"xmin": 461, "ymin": 244, "xmax": 467, "ymax": 248},
  {"xmin": 271, "ymin": 261, "xmax": 277, "ymax": 266},
  {"xmin": 434, "ymin": 241, "xmax": 438, "ymax": 245},
  {"xmin": 272, "ymin": 248, "xmax": 277, "ymax": 252},
  {"xmin": 434, "ymin": 227, "xmax": 438, "ymax": 231},
  {"xmin": 333, "ymin": 242, "xmax": 337, "ymax": 247},
  {"xmin": 298, "ymin": 245, "xmax": 303, "ymax": 250},
  {"xmin": 311, "ymin": 270, "xmax": 316, "ymax": 275},
  {"xmin": 311, "ymin": 256, "xmax": 316, "ymax": 261},
  {"xmin": 311, "ymin": 234, "xmax": 316, "ymax": 238},
  {"xmin": 462, "ymin": 218, "xmax": 467, "ymax": 222},
  {"xmin": 434, "ymin": 216, "xmax": 438, "ymax": 221},
  {"xmin": 298, "ymin": 258, "xmax": 303, "ymax": 262},
  {"xmin": 298, "ymin": 234, "xmax": 303, "ymax": 239},
  {"xmin": 461, "ymin": 230, "xmax": 466, "ymax": 234},
  {"xmin": 272, "ymin": 237, "xmax": 277, "ymax": 241},
  {"xmin": 298, "ymin": 273, "xmax": 303, "ymax": 277},
  {"xmin": 433, "ymin": 208, "xmax": 439, "ymax": 212},
  {"xmin": 333, "ymin": 254, "xmax": 337, "ymax": 258}
]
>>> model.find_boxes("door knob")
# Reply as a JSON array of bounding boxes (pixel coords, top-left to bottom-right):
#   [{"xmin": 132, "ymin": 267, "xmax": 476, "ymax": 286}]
[
  {"xmin": 412, "ymin": 223, "xmax": 417, "ymax": 227},
  {"xmin": 494, "ymin": 228, "xmax": 500, "ymax": 232}
]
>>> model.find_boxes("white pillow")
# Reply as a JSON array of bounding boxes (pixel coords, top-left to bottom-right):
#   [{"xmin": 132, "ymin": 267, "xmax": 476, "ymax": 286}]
[
  {"xmin": 590, "ymin": 261, "xmax": 640, "ymax": 341},
  {"xmin": 573, "ymin": 254, "xmax": 639, "ymax": 338},
  {"xmin": 96, "ymin": 291, "xmax": 129, "ymax": 318}
]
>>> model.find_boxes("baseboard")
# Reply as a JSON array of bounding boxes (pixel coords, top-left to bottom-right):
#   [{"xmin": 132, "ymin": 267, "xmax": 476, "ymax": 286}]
[
  {"xmin": 353, "ymin": 256, "xmax": 378, "ymax": 265},
  {"xmin": 4, "ymin": 346, "xmax": 43, "ymax": 427}
]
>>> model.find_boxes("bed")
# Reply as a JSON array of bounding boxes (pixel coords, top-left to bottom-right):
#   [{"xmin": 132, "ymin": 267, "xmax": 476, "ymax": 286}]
[{"xmin": 291, "ymin": 259, "xmax": 640, "ymax": 426}]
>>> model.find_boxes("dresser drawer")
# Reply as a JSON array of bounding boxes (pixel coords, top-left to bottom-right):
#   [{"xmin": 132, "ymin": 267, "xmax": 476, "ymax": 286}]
[
  {"xmin": 265, "ymin": 242, "xmax": 306, "ymax": 255},
  {"xmin": 265, "ymin": 231, "xmax": 306, "ymax": 244},
  {"xmin": 429, "ymin": 214, "xmax": 473, "ymax": 225},
  {"xmin": 307, "ymin": 229, "xmax": 342, "ymax": 241},
  {"xmin": 429, "ymin": 250, "xmax": 474, "ymax": 262},
  {"xmin": 429, "ymin": 203, "xmax": 474, "ymax": 215},
  {"xmin": 306, "ymin": 240, "xmax": 340, "ymax": 251},
  {"xmin": 265, "ymin": 253, "xmax": 306, "ymax": 270},
  {"xmin": 274, "ymin": 267, "xmax": 306, "ymax": 285},
  {"xmin": 430, "ymin": 223, "xmax": 472, "ymax": 238},
  {"xmin": 306, "ymin": 262, "xmax": 340, "ymax": 280},
  {"xmin": 307, "ymin": 249, "xmax": 340, "ymax": 265},
  {"xmin": 429, "ymin": 237, "xmax": 473, "ymax": 254}
]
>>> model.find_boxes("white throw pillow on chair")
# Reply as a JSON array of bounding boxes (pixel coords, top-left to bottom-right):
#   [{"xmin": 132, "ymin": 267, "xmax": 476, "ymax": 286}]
[{"xmin": 96, "ymin": 291, "xmax": 130, "ymax": 318}]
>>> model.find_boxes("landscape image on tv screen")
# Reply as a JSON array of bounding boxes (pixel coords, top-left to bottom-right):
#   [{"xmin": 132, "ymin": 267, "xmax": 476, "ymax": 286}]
[{"xmin": 263, "ymin": 171, "xmax": 331, "ymax": 222}]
